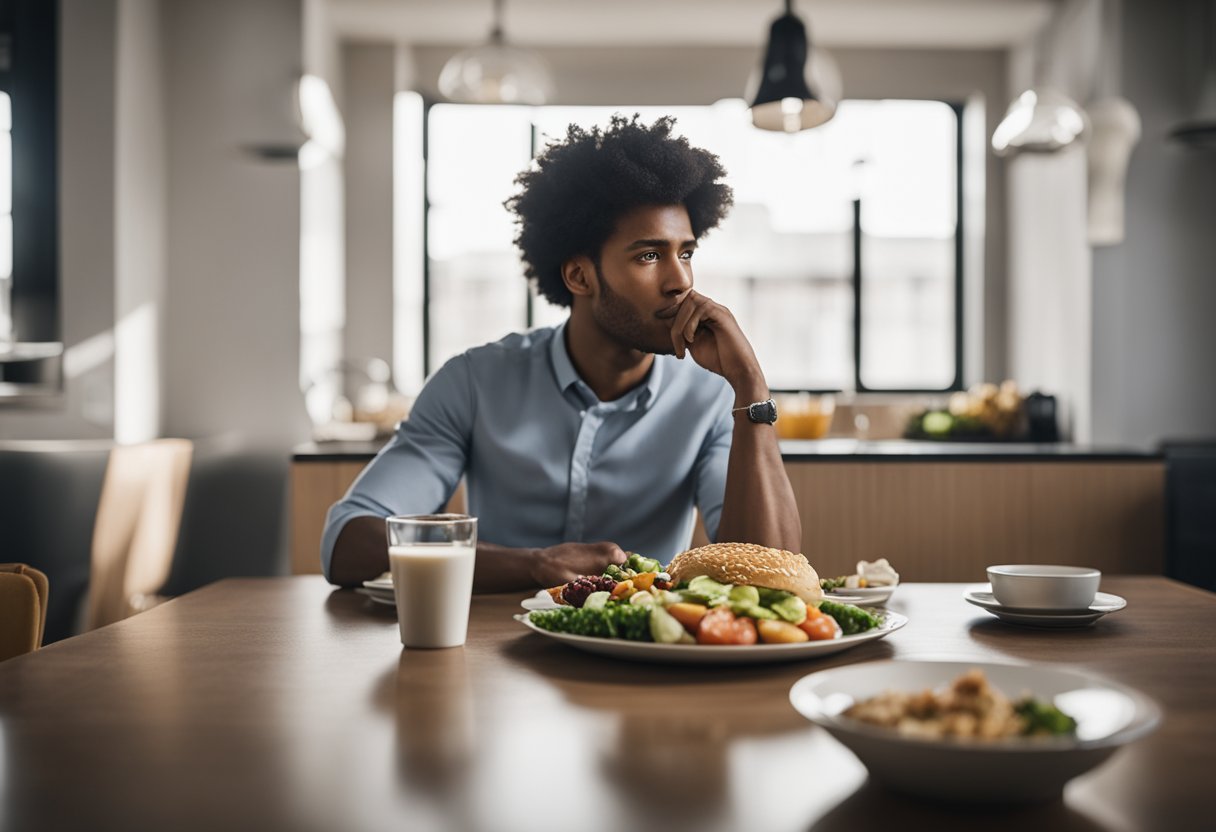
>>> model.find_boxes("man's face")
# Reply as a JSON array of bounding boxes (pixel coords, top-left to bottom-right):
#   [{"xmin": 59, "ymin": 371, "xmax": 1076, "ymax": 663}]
[{"xmin": 588, "ymin": 204, "xmax": 696, "ymax": 355}]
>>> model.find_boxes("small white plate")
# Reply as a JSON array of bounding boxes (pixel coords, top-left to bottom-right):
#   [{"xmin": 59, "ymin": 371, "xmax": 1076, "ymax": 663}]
[
  {"xmin": 827, "ymin": 585, "xmax": 897, "ymax": 606},
  {"xmin": 363, "ymin": 572, "xmax": 393, "ymax": 592},
  {"xmin": 789, "ymin": 659, "xmax": 1161, "ymax": 803},
  {"xmin": 521, "ymin": 589, "xmax": 560, "ymax": 611},
  {"xmin": 963, "ymin": 585, "xmax": 1126, "ymax": 628},
  {"xmin": 356, "ymin": 588, "xmax": 396, "ymax": 607},
  {"xmin": 515, "ymin": 608, "xmax": 906, "ymax": 665}
]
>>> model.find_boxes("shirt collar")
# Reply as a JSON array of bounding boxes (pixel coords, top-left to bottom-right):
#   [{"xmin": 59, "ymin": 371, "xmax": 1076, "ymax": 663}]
[{"xmin": 549, "ymin": 320, "xmax": 664, "ymax": 411}]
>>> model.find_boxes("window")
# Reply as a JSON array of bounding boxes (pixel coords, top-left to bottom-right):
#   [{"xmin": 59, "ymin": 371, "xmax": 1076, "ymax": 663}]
[
  {"xmin": 396, "ymin": 98, "xmax": 962, "ymax": 393},
  {"xmin": 0, "ymin": 0, "xmax": 59, "ymax": 350},
  {"xmin": 0, "ymin": 90, "xmax": 11, "ymax": 345}
]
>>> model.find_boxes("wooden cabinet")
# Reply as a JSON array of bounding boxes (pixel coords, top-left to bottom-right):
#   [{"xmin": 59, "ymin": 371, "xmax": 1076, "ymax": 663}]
[
  {"xmin": 292, "ymin": 456, "xmax": 1164, "ymax": 580},
  {"xmin": 786, "ymin": 461, "xmax": 1164, "ymax": 581}
]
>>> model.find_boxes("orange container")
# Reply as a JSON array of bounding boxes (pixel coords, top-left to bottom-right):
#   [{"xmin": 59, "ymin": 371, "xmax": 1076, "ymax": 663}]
[{"xmin": 775, "ymin": 394, "xmax": 835, "ymax": 440}]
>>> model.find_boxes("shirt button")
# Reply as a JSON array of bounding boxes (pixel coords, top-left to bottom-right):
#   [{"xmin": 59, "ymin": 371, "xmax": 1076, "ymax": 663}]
[{"xmin": 579, "ymin": 410, "xmax": 586, "ymax": 418}]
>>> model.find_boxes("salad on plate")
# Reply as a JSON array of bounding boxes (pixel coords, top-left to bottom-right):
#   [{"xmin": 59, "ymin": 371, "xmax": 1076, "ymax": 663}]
[{"xmin": 519, "ymin": 543, "xmax": 896, "ymax": 655}]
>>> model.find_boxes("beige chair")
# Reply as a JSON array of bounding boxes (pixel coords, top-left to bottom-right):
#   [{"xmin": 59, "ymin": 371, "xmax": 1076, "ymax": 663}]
[
  {"xmin": 85, "ymin": 439, "xmax": 193, "ymax": 630},
  {"xmin": 0, "ymin": 564, "xmax": 49, "ymax": 661}
]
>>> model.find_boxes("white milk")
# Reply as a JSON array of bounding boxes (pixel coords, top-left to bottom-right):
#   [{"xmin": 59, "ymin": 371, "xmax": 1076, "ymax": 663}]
[{"xmin": 389, "ymin": 544, "xmax": 476, "ymax": 648}]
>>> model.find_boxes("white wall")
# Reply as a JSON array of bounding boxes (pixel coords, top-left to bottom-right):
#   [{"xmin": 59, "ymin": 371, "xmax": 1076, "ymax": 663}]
[
  {"xmin": 0, "ymin": 0, "xmax": 117, "ymax": 439},
  {"xmin": 1006, "ymin": 149, "xmax": 1092, "ymax": 441},
  {"xmin": 341, "ymin": 43, "xmax": 395, "ymax": 374},
  {"xmin": 160, "ymin": 0, "xmax": 309, "ymax": 446},
  {"xmin": 1003, "ymin": 0, "xmax": 1216, "ymax": 447},
  {"xmin": 299, "ymin": 0, "xmax": 346, "ymax": 428},
  {"xmin": 1002, "ymin": 0, "xmax": 1101, "ymax": 442},
  {"xmin": 114, "ymin": 0, "xmax": 166, "ymax": 444},
  {"xmin": 1091, "ymin": 0, "xmax": 1216, "ymax": 445}
]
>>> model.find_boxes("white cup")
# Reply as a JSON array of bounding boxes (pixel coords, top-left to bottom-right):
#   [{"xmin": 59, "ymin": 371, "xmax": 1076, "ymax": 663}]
[
  {"xmin": 387, "ymin": 514, "xmax": 478, "ymax": 648},
  {"xmin": 987, "ymin": 564, "xmax": 1100, "ymax": 611}
]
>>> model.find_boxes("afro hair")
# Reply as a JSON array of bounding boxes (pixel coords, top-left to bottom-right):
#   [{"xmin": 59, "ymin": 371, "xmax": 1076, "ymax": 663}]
[{"xmin": 504, "ymin": 114, "xmax": 734, "ymax": 308}]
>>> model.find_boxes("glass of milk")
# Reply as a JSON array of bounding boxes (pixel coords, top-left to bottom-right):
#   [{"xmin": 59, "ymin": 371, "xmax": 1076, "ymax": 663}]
[{"xmin": 386, "ymin": 514, "xmax": 478, "ymax": 648}]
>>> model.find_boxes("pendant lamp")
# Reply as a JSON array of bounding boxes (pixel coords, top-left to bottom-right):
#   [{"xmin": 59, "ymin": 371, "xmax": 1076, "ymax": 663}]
[
  {"xmin": 438, "ymin": 0, "xmax": 553, "ymax": 106},
  {"xmin": 992, "ymin": 3, "xmax": 1090, "ymax": 156},
  {"xmin": 749, "ymin": 0, "xmax": 837, "ymax": 132},
  {"xmin": 992, "ymin": 87, "xmax": 1091, "ymax": 155}
]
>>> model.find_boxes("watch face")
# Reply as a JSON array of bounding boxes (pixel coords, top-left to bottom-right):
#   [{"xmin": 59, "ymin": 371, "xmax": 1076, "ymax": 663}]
[{"xmin": 750, "ymin": 400, "xmax": 778, "ymax": 424}]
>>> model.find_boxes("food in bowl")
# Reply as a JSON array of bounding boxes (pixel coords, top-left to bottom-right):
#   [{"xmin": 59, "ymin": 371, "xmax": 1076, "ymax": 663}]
[
  {"xmin": 528, "ymin": 543, "xmax": 881, "ymax": 646},
  {"xmin": 843, "ymin": 668, "xmax": 1076, "ymax": 740},
  {"xmin": 987, "ymin": 564, "xmax": 1101, "ymax": 611},
  {"xmin": 788, "ymin": 660, "xmax": 1162, "ymax": 803}
]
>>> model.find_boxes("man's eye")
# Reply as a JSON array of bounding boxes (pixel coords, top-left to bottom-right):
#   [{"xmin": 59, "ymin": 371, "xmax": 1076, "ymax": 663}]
[
  {"xmin": 680, "ymin": 250, "xmax": 695, "ymax": 260},
  {"xmin": 638, "ymin": 251, "xmax": 659, "ymax": 262}
]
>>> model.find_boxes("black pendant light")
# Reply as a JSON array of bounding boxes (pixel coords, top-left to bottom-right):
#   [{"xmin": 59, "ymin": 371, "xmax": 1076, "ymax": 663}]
[{"xmin": 750, "ymin": 0, "xmax": 835, "ymax": 132}]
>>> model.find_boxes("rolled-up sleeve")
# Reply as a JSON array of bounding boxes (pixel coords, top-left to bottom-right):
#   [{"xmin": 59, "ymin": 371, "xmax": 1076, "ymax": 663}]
[
  {"xmin": 320, "ymin": 355, "xmax": 475, "ymax": 581},
  {"xmin": 692, "ymin": 385, "xmax": 735, "ymax": 542}
]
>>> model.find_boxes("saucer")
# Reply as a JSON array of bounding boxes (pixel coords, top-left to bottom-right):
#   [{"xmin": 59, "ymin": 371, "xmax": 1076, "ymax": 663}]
[
  {"xmin": 363, "ymin": 573, "xmax": 393, "ymax": 592},
  {"xmin": 356, "ymin": 587, "xmax": 396, "ymax": 607},
  {"xmin": 964, "ymin": 585, "xmax": 1126, "ymax": 628}
]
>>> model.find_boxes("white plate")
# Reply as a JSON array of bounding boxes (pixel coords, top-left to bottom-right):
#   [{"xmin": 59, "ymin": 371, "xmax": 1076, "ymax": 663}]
[
  {"xmin": 964, "ymin": 586, "xmax": 1127, "ymax": 628},
  {"xmin": 363, "ymin": 573, "xmax": 393, "ymax": 592},
  {"xmin": 514, "ymin": 608, "xmax": 907, "ymax": 665},
  {"xmin": 521, "ymin": 589, "xmax": 560, "ymax": 611},
  {"xmin": 827, "ymin": 585, "xmax": 897, "ymax": 606},
  {"xmin": 356, "ymin": 588, "xmax": 396, "ymax": 607},
  {"xmin": 789, "ymin": 659, "xmax": 1161, "ymax": 803}
]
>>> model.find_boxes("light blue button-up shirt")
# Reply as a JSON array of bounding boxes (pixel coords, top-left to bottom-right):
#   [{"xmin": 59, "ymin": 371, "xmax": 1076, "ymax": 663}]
[{"xmin": 320, "ymin": 322, "xmax": 736, "ymax": 581}]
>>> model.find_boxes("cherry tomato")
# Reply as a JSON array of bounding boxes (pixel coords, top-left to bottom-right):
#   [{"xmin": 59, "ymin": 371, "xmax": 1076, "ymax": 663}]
[
  {"xmin": 696, "ymin": 608, "xmax": 739, "ymax": 644},
  {"xmin": 696, "ymin": 608, "xmax": 759, "ymax": 645},
  {"xmin": 732, "ymin": 616, "xmax": 758, "ymax": 645},
  {"xmin": 798, "ymin": 613, "xmax": 839, "ymax": 641}
]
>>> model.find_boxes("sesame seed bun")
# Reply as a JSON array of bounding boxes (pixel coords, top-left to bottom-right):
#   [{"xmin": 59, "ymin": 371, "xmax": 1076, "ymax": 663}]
[{"xmin": 666, "ymin": 542, "xmax": 823, "ymax": 605}]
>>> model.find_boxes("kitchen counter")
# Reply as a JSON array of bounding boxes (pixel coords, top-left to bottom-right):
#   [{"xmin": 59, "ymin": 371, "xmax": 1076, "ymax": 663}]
[
  {"xmin": 293, "ymin": 438, "xmax": 1160, "ymax": 463},
  {"xmin": 289, "ymin": 439, "xmax": 1165, "ymax": 580}
]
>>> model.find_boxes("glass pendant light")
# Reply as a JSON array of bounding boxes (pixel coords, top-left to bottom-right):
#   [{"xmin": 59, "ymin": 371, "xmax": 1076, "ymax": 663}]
[
  {"xmin": 991, "ymin": 2, "xmax": 1090, "ymax": 156},
  {"xmin": 438, "ymin": 0, "xmax": 553, "ymax": 106},
  {"xmin": 749, "ymin": 0, "xmax": 837, "ymax": 132},
  {"xmin": 992, "ymin": 87, "xmax": 1091, "ymax": 155}
]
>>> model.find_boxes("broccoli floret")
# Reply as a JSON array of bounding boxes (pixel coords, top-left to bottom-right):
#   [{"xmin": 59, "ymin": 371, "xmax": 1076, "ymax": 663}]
[{"xmin": 819, "ymin": 600, "xmax": 881, "ymax": 635}]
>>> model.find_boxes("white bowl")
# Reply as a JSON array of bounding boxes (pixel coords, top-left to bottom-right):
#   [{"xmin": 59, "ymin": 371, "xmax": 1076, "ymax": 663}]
[
  {"xmin": 789, "ymin": 659, "xmax": 1160, "ymax": 804},
  {"xmin": 987, "ymin": 564, "xmax": 1101, "ymax": 611}
]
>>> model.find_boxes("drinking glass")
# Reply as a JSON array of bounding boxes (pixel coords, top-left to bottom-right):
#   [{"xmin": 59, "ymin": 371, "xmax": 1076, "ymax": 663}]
[{"xmin": 386, "ymin": 514, "xmax": 478, "ymax": 648}]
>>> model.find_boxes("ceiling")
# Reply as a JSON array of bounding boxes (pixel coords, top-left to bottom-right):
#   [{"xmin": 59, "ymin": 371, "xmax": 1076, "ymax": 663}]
[{"xmin": 325, "ymin": 0, "xmax": 1056, "ymax": 50}]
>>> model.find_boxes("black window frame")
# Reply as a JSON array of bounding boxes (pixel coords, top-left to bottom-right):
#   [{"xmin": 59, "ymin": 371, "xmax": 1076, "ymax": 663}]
[
  {"xmin": 418, "ymin": 98, "xmax": 965, "ymax": 394},
  {"xmin": 0, "ymin": 0, "xmax": 60, "ymax": 347}
]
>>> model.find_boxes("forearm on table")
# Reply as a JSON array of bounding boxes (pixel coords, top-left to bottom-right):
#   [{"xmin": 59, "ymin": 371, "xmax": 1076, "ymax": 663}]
[
  {"xmin": 470, "ymin": 542, "xmax": 549, "ymax": 594},
  {"xmin": 330, "ymin": 518, "xmax": 542, "ymax": 594},
  {"xmin": 715, "ymin": 380, "xmax": 802, "ymax": 553},
  {"xmin": 329, "ymin": 515, "xmax": 391, "ymax": 587}
]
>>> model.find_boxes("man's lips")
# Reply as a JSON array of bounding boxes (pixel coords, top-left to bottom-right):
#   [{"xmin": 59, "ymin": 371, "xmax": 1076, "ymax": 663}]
[{"xmin": 655, "ymin": 302, "xmax": 684, "ymax": 320}]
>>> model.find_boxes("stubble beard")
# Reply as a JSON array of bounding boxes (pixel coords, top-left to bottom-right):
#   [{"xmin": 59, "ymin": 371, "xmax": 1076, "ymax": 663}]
[{"xmin": 591, "ymin": 264, "xmax": 674, "ymax": 356}]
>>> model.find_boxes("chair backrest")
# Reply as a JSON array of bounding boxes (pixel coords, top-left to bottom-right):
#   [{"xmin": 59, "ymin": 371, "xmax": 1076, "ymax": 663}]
[
  {"xmin": 86, "ymin": 439, "xmax": 193, "ymax": 630},
  {"xmin": 0, "ymin": 563, "xmax": 49, "ymax": 661}
]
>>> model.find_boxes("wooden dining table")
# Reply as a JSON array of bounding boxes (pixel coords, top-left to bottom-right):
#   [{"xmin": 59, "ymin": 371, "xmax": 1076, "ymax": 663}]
[{"xmin": 1, "ymin": 576, "xmax": 1213, "ymax": 832}]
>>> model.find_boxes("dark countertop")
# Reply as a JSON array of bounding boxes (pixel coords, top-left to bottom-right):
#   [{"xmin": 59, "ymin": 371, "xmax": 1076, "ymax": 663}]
[{"xmin": 293, "ymin": 438, "xmax": 1161, "ymax": 463}]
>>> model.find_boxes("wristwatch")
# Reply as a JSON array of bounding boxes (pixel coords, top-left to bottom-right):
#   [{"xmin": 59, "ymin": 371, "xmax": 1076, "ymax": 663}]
[{"xmin": 732, "ymin": 398, "xmax": 778, "ymax": 424}]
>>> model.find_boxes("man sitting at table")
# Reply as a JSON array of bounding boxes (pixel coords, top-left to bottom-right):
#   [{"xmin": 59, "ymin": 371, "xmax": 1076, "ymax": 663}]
[{"xmin": 323, "ymin": 114, "xmax": 800, "ymax": 590}]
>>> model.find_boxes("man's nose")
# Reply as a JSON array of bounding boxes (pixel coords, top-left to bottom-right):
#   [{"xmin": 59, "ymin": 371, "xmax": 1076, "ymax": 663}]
[{"xmin": 661, "ymin": 258, "xmax": 693, "ymax": 296}]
